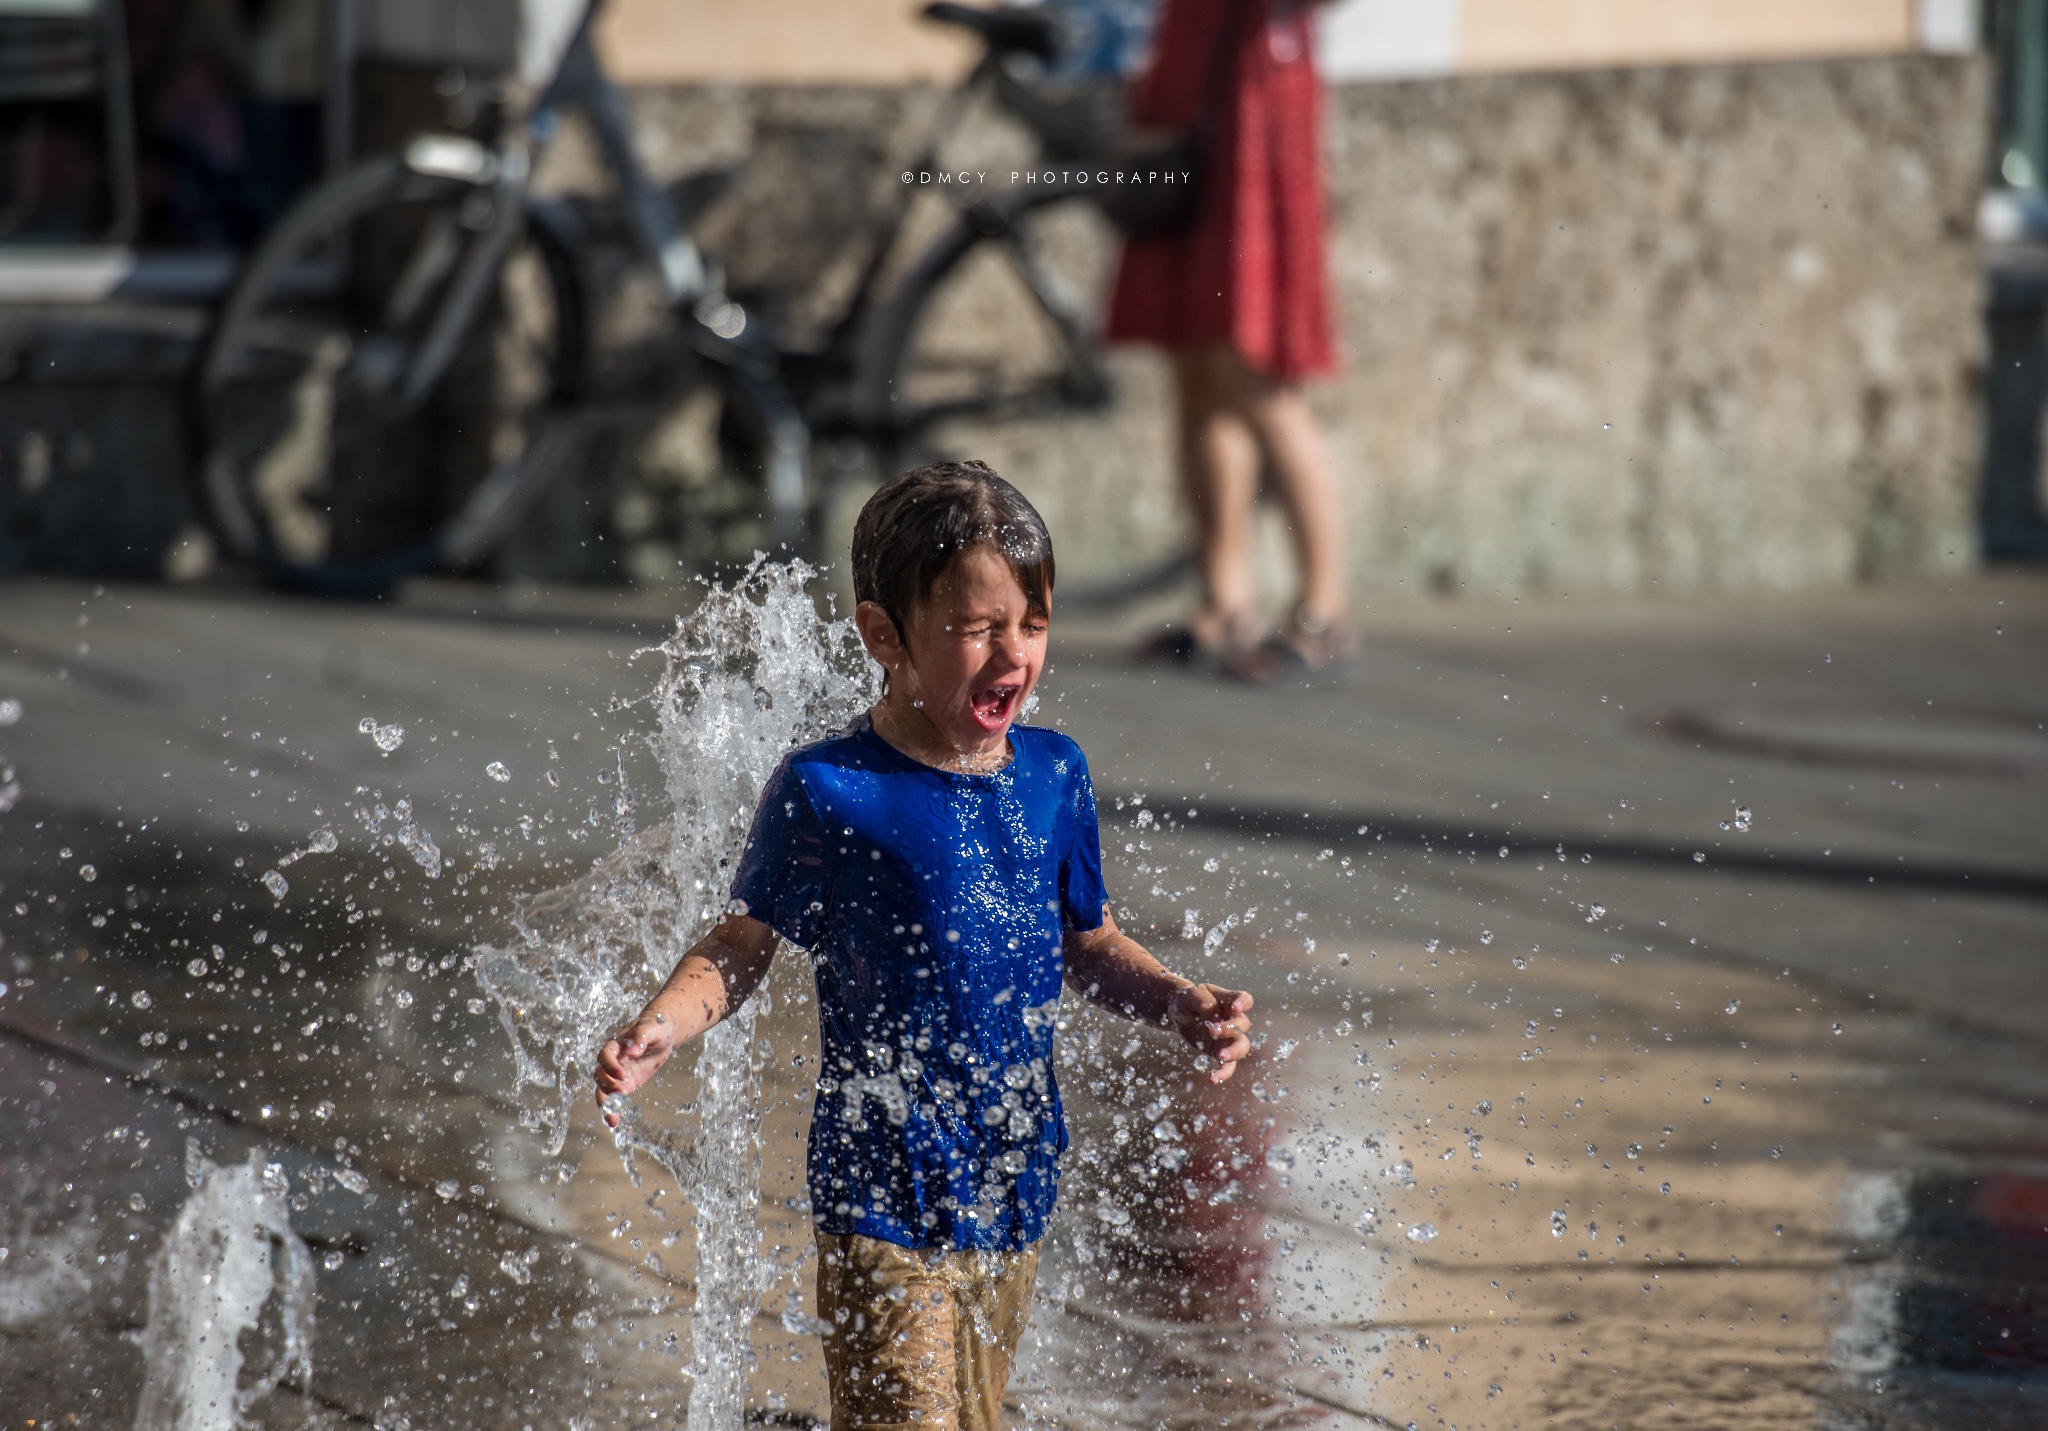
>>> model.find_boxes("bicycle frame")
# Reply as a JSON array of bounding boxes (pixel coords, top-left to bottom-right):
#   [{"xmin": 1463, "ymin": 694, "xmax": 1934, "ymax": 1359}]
[{"xmin": 393, "ymin": 0, "xmax": 711, "ymax": 413}]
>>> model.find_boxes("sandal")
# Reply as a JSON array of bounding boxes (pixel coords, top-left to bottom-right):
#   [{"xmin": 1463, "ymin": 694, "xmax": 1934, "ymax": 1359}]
[
  {"xmin": 1135, "ymin": 626, "xmax": 1212, "ymax": 665},
  {"xmin": 1224, "ymin": 604, "xmax": 1359, "ymax": 685},
  {"xmin": 1134, "ymin": 612, "xmax": 1260, "ymax": 671}
]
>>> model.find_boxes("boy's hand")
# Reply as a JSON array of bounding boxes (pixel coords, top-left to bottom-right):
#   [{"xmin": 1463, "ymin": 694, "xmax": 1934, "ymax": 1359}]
[
  {"xmin": 1170, "ymin": 983, "xmax": 1254, "ymax": 1083},
  {"xmin": 594, "ymin": 1011, "xmax": 678, "ymax": 1127}
]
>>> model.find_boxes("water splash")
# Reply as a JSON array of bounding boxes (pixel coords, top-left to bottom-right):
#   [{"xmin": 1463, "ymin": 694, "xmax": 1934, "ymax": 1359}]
[
  {"xmin": 474, "ymin": 559, "xmax": 875, "ymax": 1431},
  {"xmin": 0, "ymin": 1192, "xmax": 94, "ymax": 1332},
  {"xmin": 132, "ymin": 1146, "xmax": 314, "ymax": 1431}
]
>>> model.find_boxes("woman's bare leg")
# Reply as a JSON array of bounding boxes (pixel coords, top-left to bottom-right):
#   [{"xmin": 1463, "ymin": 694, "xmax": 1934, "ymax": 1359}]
[
  {"xmin": 1172, "ymin": 343, "xmax": 1262, "ymax": 651},
  {"xmin": 1233, "ymin": 362, "xmax": 1348, "ymax": 630}
]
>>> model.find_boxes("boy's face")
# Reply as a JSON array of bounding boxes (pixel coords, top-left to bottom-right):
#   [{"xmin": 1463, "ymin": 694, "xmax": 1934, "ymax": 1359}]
[{"xmin": 862, "ymin": 546, "xmax": 1048, "ymax": 754}]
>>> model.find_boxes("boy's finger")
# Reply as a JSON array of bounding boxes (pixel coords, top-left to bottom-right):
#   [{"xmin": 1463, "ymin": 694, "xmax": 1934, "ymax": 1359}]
[{"xmin": 1212, "ymin": 1031, "xmax": 1251, "ymax": 1062}]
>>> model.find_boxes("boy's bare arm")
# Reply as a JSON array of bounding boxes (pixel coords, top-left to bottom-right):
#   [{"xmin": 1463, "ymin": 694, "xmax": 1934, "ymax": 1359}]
[
  {"xmin": 593, "ymin": 912, "xmax": 778, "ymax": 1125},
  {"xmin": 1063, "ymin": 908, "xmax": 1254, "ymax": 1083}
]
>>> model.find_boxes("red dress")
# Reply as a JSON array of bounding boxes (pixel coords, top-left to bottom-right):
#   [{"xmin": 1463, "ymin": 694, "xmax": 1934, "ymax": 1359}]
[{"xmin": 1105, "ymin": 0, "xmax": 1338, "ymax": 379}]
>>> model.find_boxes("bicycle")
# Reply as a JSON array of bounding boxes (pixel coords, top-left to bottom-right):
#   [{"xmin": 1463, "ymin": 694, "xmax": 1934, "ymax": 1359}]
[{"xmin": 190, "ymin": 0, "xmax": 1189, "ymax": 598}]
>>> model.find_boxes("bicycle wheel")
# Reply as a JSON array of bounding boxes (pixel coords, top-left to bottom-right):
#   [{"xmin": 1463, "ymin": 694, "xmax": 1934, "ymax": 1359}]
[
  {"xmin": 858, "ymin": 183, "xmax": 1113, "ymax": 437},
  {"xmin": 193, "ymin": 151, "xmax": 585, "ymax": 588}
]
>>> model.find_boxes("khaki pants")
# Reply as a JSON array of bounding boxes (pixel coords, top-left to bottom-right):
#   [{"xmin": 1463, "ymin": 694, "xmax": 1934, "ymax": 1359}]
[{"xmin": 814, "ymin": 1232, "xmax": 1040, "ymax": 1431}]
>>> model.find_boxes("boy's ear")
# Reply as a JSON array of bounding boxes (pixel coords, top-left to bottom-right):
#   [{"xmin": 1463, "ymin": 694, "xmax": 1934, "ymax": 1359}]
[{"xmin": 854, "ymin": 601, "xmax": 906, "ymax": 667}]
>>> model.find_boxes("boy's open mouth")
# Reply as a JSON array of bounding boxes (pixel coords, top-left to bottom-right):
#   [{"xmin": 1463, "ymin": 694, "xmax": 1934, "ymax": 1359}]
[{"xmin": 969, "ymin": 684, "xmax": 1021, "ymax": 730}]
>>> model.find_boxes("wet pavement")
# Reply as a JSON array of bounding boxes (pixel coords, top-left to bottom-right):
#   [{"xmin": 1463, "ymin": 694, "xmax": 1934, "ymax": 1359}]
[{"xmin": 1, "ymin": 571, "xmax": 2045, "ymax": 1429}]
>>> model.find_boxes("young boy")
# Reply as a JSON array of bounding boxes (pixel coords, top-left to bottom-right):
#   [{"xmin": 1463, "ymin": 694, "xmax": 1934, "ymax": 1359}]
[{"xmin": 592, "ymin": 460, "xmax": 1255, "ymax": 1431}]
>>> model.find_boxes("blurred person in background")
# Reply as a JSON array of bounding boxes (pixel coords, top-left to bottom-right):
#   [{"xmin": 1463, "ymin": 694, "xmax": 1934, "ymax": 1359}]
[{"xmin": 1109, "ymin": 0, "xmax": 1351, "ymax": 680}]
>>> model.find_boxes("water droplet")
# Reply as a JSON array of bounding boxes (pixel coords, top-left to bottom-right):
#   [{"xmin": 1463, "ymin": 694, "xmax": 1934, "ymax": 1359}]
[
  {"xmin": 323, "ymin": 1249, "xmax": 345, "ymax": 1271},
  {"xmin": 1831, "ymin": 1022, "xmax": 1844, "ymax": 1035},
  {"xmin": 393, "ymin": 989, "xmax": 414, "ymax": 1009},
  {"xmin": 486, "ymin": 761, "xmax": 511, "ymax": 782},
  {"xmin": 186, "ymin": 957, "xmax": 208, "ymax": 977},
  {"xmin": 1732, "ymin": 806, "xmax": 1752, "ymax": 832},
  {"xmin": 1625, "ymin": 1142, "xmax": 1641, "ymax": 1159},
  {"xmin": 307, "ymin": 827, "xmax": 339, "ymax": 854},
  {"xmin": 359, "ymin": 718, "xmax": 405, "ymax": 754},
  {"xmin": 1586, "ymin": 904, "xmax": 1605, "ymax": 922},
  {"xmin": 0, "ymin": 698, "xmax": 20, "ymax": 726},
  {"xmin": 314, "ymin": 1100, "xmax": 335, "ymax": 1120},
  {"xmin": 1407, "ymin": 1223, "xmax": 1439, "ymax": 1243},
  {"xmin": 1353, "ymin": 1206, "xmax": 1378, "ymax": 1235},
  {"xmin": 78, "ymin": 864, "xmax": 97, "ymax": 882},
  {"xmin": 1497, "ymin": 847, "xmax": 1509, "ymax": 858},
  {"xmin": 1092, "ymin": 1197, "xmax": 1132, "ymax": 1228},
  {"xmin": 1479, "ymin": 930, "xmax": 1494, "ymax": 944},
  {"xmin": 435, "ymin": 1179, "xmax": 460, "ymax": 1200},
  {"xmin": 1550, "ymin": 1209, "xmax": 1568, "ymax": 1237},
  {"xmin": 334, "ymin": 1168, "xmax": 369, "ymax": 1195},
  {"xmin": 261, "ymin": 869, "xmax": 289, "ymax": 900},
  {"xmin": 1724, "ymin": 1000, "xmax": 1740, "ymax": 1015},
  {"xmin": 130, "ymin": 990, "xmax": 151, "ymax": 1010},
  {"xmin": 1692, "ymin": 851, "xmax": 1706, "ymax": 864}
]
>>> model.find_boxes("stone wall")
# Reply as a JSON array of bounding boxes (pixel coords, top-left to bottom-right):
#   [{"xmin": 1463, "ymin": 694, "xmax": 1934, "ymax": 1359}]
[
  {"xmin": 593, "ymin": 52, "xmax": 1986, "ymax": 602},
  {"xmin": 1322, "ymin": 54, "xmax": 1986, "ymax": 597}
]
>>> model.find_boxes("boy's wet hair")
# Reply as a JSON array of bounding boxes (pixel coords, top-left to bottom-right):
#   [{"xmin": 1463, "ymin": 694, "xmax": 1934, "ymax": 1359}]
[{"xmin": 852, "ymin": 460, "xmax": 1055, "ymax": 632}]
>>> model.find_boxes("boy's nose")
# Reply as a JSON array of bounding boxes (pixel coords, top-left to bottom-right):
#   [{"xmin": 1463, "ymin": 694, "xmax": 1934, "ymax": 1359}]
[{"xmin": 989, "ymin": 630, "xmax": 1030, "ymax": 667}]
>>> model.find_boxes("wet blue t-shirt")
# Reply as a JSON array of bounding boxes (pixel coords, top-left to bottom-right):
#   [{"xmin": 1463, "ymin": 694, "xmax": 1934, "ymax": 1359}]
[{"xmin": 728, "ymin": 715, "xmax": 1107, "ymax": 1252}]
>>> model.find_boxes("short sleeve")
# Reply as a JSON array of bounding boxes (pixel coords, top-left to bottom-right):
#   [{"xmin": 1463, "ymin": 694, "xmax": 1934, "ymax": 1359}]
[
  {"xmin": 728, "ymin": 758, "xmax": 833, "ymax": 948},
  {"xmin": 1058, "ymin": 749, "xmax": 1108, "ymax": 933}
]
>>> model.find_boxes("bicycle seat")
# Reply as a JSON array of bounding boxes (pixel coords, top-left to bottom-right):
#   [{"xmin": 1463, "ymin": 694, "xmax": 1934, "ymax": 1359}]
[{"xmin": 921, "ymin": 2, "xmax": 1061, "ymax": 61}]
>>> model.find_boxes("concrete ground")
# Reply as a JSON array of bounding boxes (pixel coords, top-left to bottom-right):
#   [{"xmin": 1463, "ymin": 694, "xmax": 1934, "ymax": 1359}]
[{"xmin": 0, "ymin": 569, "xmax": 2044, "ymax": 1429}]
